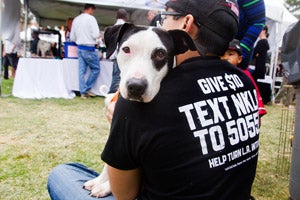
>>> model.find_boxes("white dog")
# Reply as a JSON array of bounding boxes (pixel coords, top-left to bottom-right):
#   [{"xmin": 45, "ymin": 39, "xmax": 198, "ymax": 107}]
[
  {"xmin": 37, "ymin": 40, "xmax": 52, "ymax": 57},
  {"xmin": 83, "ymin": 23, "xmax": 196, "ymax": 198}
]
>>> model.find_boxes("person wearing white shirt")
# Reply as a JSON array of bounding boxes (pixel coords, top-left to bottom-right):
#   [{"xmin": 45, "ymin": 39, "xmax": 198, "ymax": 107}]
[
  {"xmin": 108, "ymin": 8, "xmax": 129, "ymax": 93},
  {"xmin": 3, "ymin": 23, "xmax": 21, "ymax": 78},
  {"xmin": 70, "ymin": 3, "xmax": 101, "ymax": 99}
]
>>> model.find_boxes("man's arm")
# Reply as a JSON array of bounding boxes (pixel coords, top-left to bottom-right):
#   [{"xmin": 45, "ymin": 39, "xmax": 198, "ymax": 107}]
[
  {"xmin": 107, "ymin": 165, "xmax": 141, "ymax": 200},
  {"xmin": 238, "ymin": 0, "xmax": 266, "ymax": 69}
]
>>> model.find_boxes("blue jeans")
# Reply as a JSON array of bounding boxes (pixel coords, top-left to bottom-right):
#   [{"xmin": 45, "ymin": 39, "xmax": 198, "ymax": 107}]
[
  {"xmin": 47, "ymin": 163, "xmax": 115, "ymax": 200},
  {"xmin": 78, "ymin": 49, "xmax": 100, "ymax": 94},
  {"xmin": 108, "ymin": 60, "xmax": 120, "ymax": 93}
]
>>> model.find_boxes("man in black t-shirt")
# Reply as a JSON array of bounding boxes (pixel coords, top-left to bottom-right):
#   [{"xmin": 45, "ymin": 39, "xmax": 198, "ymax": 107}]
[
  {"xmin": 102, "ymin": 0, "xmax": 259, "ymax": 200},
  {"xmin": 103, "ymin": 57, "xmax": 259, "ymax": 200},
  {"xmin": 47, "ymin": 0, "xmax": 260, "ymax": 199}
]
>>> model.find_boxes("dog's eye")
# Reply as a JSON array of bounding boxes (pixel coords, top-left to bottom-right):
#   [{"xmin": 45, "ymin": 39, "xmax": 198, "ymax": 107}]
[
  {"xmin": 122, "ymin": 47, "xmax": 130, "ymax": 54},
  {"xmin": 153, "ymin": 49, "xmax": 166, "ymax": 60},
  {"xmin": 152, "ymin": 48, "xmax": 168, "ymax": 70}
]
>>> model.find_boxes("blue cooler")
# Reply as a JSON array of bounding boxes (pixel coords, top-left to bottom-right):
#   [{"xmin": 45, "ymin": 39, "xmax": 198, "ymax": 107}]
[{"xmin": 64, "ymin": 42, "xmax": 78, "ymax": 58}]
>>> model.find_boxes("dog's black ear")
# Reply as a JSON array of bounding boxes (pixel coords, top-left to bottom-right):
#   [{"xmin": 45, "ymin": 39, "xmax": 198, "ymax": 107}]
[
  {"xmin": 168, "ymin": 30, "xmax": 197, "ymax": 55},
  {"xmin": 104, "ymin": 23, "xmax": 135, "ymax": 59}
]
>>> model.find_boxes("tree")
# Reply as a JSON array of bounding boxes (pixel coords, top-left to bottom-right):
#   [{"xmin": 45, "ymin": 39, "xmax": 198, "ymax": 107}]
[{"xmin": 285, "ymin": 0, "xmax": 300, "ymax": 13}]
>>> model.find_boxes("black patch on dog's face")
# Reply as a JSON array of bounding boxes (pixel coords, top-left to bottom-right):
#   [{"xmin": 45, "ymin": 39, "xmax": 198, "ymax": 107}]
[
  {"xmin": 152, "ymin": 28, "xmax": 176, "ymax": 70},
  {"xmin": 152, "ymin": 27, "xmax": 197, "ymax": 70},
  {"xmin": 151, "ymin": 48, "xmax": 168, "ymax": 71}
]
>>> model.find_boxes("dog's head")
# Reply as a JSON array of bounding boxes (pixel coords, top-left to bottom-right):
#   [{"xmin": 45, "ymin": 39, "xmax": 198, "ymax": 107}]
[{"xmin": 104, "ymin": 23, "xmax": 196, "ymax": 103}]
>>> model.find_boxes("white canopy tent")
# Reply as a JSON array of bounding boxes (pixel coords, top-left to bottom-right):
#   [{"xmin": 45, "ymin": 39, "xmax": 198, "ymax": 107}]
[
  {"xmin": 263, "ymin": 0, "xmax": 298, "ymax": 91},
  {"xmin": 2, "ymin": 0, "xmax": 298, "ymax": 51},
  {"xmin": 1, "ymin": 0, "xmax": 298, "ymax": 86},
  {"xmin": 23, "ymin": 0, "xmax": 298, "ymax": 87},
  {"xmin": 265, "ymin": 0, "xmax": 298, "ymax": 51},
  {"xmin": 25, "ymin": 0, "xmax": 166, "ymax": 28}
]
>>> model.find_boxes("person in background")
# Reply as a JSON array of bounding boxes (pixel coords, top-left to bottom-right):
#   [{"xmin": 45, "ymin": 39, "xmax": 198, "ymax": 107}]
[
  {"xmin": 276, "ymin": 63, "xmax": 284, "ymax": 77},
  {"xmin": 70, "ymin": 3, "xmax": 101, "ymax": 99},
  {"xmin": 2, "ymin": 43, "xmax": 9, "ymax": 79},
  {"xmin": 236, "ymin": 0, "xmax": 266, "ymax": 70},
  {"xmin": 222, "ymin": 39, "xmax": 267, "ymax": 122},
  {"xmin": 107, "ymin": 8, "xmax": 129, "ymax": 94},
  {"xmin": 251, "ymin": 25, "xmax": 270, "ymax": 82},
  {"xmin": 2, "ymin": 23, "xmax": 21, "ymax": 78},
  {"xmin": 65, "ymin": 17, "xmax": 74, "ymax": 42},
  {"xmin": 147, "ymin": 9, "xmax": 160, "ymax": 27},
  {"xmin": 30, "ymin": 30, "xmax": 40, "ymax": 56}
]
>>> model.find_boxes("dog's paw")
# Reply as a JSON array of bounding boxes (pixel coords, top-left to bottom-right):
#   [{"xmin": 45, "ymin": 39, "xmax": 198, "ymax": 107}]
[
  {"xmin": 83, "ymin": 177, "xmax": 111, "ymax": 198},
  {"xmin": 83, "ymin": 178, "xmax": 97, "ymax": 191},
  {"xmin": 83, "ymin": 166, "xmax": 111, "ymax": 197},
  {"xmin": 89, "ymin": 180, "xmax": 111, "ymax": 198}
]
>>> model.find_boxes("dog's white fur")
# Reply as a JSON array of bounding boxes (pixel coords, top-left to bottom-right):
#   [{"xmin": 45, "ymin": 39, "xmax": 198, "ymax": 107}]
[
  {"xmin": 117, "ymin": 29, "xmax": 173, "ymax": 102},
  {"xmin": 84, "ymin": 27, "xmax": 171, "ymax": 198},
  {"xmin": 83, "ymin": 165, "xmax": 111, "ymax": 198},
  {"xmin": 83, "ymin": 24, "xmax": 196, "ymax": 198},
  {"xmin": 83, "ymin": 86, "xmax": 114, "ymax": 197}
]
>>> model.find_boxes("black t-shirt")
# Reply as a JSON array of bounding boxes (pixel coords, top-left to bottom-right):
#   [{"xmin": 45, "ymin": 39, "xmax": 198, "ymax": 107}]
[
  {"xmin": 102, "ymin": 56, "xmax": 259, "ymax": 200},
  {"xmin": 253, "ymin": 39, "xmax": 270, "ymax": 80}
]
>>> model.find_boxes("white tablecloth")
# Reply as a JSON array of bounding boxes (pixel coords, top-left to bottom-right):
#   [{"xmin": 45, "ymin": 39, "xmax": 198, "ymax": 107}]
[
  {"xmin": 13, "ymin": 58, "xmax": 74, "ymax": 99},
  {"xmin": 62, "ymin": 58, "xmax": 113, "ymax": 96},
  {"xmin": 12, "ymin": 58, "xmax": 113, "ymax": 99}
]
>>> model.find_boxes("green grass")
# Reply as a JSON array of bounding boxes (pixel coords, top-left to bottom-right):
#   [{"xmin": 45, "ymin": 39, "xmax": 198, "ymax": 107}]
[
  {"xmin": 252, "ymin": 105, "xmax": 291, "ymax": 199},
  {"xmin": 0, "ymin": 78, "xmax": 293, "ymax": 199},
  {"xmin": 1, "ymin": 78, "xmax": 13, "ymax": 96}
]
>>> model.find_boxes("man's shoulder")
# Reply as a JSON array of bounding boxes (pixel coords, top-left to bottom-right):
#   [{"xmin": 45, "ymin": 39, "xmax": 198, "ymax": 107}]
[
  {"xmin": 73, "ymin": 14, "xmax": 97, "ymax": 26},
  {"xmin": 180, "ymin": 56, "xmax": 228, "ymax": 68},
  {"xmin": 75, "ymin": 13, "xmax": 92, "ymax": 20}
]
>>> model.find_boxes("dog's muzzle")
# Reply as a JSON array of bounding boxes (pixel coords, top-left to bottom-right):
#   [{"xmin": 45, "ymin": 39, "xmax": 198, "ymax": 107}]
[{"xmin": 126, "ymin": 78, "xmax": 148, "ymax": 101}]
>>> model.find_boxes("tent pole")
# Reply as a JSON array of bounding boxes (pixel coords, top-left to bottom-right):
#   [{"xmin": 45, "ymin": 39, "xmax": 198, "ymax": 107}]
[
  {"xmin": 23, "ymin": 0, "xmax": 28, "ymax": 58},
  {"xmin": 0, "ymin": 0, "xmax": 3, "ymax": 96}
]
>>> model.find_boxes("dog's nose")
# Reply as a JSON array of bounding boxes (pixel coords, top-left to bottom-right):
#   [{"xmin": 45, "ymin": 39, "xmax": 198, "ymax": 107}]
[{"xmin": 126, "ymin": 78, "xmax": 148, "ymax": 100}]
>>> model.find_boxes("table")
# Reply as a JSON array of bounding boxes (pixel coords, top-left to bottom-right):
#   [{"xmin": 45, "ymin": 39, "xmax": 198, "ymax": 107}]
[
  {"xmin": 12, "ymin": 58, "xmax": 113, "ymax": 99},
  {"xmin": 13, "ymin": 58, "xmax": 74, "ymax": 99}
]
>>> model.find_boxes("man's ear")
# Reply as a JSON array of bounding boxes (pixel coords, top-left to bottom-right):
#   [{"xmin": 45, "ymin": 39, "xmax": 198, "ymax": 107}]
[
  {"xmin": 104, "ymin": 23, "xmax": 135, "ymax": 58},
  {"xmin": 168, "ymin": 29, "xmax": 197, "ymax": 55},
  {"xmin": 182, "ymin": 14, "xmax": 194, "ymax": 32},
  {"xmin": 238, "ymin": 55, "xmax": 243, "ymax": 64}
]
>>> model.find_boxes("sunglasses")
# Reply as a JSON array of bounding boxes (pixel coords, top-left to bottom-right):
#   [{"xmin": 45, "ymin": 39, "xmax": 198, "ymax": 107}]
[
  {"xmin": 159, "ymin": 11, "xmax": 185, "ymax": 26},
  {"xmin": 159, "ymin": 11, "xmax": 201, "ymax": 28}
]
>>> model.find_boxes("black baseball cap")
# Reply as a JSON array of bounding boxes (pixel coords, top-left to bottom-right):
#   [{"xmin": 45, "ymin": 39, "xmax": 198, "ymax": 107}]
[
  {"xmin": 165, "ymin": 0, "xmax": 239, "ymax": 41},
  {"xmin": 228, "ymin": 39, "xmax": 242, "ymax": 55}
]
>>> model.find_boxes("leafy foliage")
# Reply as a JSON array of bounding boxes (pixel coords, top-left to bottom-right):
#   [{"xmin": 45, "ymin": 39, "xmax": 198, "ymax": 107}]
[{"xmin": 285, "ymin": 0, "xmax": 300, "ymax": 14}]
